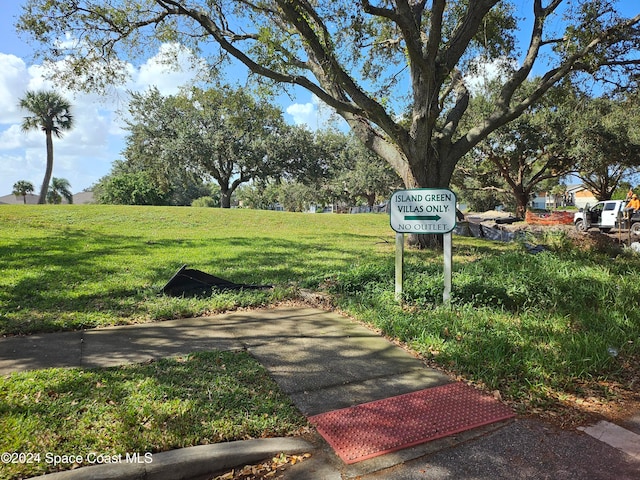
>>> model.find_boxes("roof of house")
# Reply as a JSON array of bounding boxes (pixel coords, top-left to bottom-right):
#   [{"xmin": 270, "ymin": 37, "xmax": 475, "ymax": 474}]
[
  {"xmin": 72, "ymin": 192, "xmax": 95, "ymax": 204},
  {"xmin": 0, "ymin": 193, "xmax": 39, "ymax": 205},
  {"xmin": 0, "ymin": 192, "xmax": 94, "ymax": 205},
  {"xmin": 566, "ymin": 184, "xmax": 598, "ymax": 195},
  {"xmin": 574, "ymin": 189, "xmax": 597, "ymax": 198}
]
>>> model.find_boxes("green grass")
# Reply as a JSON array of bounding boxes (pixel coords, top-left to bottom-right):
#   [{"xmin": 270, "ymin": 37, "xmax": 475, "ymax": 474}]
[
  {"xmin": 0, "ymin": 351, "xmax": 306, "ymax": 479},
  {"xmin": 329, "ymin": 241, "xmax": 640, "ymax": 416},
  {"xmin": 0, "ymin": 205, "xmax": 393, "ymax": 334},
  {"xmin": 2, "ymin": 205, "xmax": 640, "ymax": 478}
]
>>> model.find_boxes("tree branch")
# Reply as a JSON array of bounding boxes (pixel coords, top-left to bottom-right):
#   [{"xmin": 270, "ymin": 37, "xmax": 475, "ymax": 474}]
[
  {"xmin": 425, "ymin": 0, "xmax": 445, "ymax": 67},
  {"xmin": 155, "ymin": 0, "xmax": 365, "ymax": 117},
  {"xmin": 454, "ymin": 8, "xmax": 640, "ymax": 165},
  {"xmin": 274, "ymin": 0, "xmax": 403, "ymax": 139},
  {"xmin": 440, "ymin": 68, "xmax": 470, "ymax": 139},
  {"xmin": 440, "ymin": 0, "xmax": 501, "ymax": 73}
]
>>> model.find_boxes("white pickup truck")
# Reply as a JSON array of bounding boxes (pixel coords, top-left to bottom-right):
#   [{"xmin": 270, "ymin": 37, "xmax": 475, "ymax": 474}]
[{"xmin": 574, "ymin": 200, "xmax": 640, "ymax": 234}]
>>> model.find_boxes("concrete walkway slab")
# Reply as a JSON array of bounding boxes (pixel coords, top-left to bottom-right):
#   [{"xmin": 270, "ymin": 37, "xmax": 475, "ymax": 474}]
[
  {"xmin": 289, "ymin": 368, "xmax": 448, "ymax": 417},
  {"xmin": 0, "ymin": 331, "xmax": 83, "ymax": 372},
  {"xmin": 81, "ymin": 320, "xmax": 242, "ymax": 369},
  {"xmin": 578, "ymin": 421, "xmax": 640, "ymax": 460},
  {"xmin": 246, "ymin": 326, "xmax": 451, "ymax": 416},
  {"xmin": 3, "ymin": 306, "xmax": 638, "ymax": 480},
  {"xmin": 249, "ymin": 335, "xmax": 436, "ymax": 393}
]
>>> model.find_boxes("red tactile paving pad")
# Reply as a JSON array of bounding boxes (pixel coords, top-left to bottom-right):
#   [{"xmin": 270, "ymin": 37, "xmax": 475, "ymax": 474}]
[{"xmin": 309, "ymin": 382, "xmax": 515, "ymax": 464}]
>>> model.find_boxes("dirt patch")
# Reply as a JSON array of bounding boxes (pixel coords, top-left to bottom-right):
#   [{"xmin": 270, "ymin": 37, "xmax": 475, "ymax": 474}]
[
  {"xmin": 470, "ymin": 214, "xmax": 635, "ymax": 252},
  {"xmin": 524, "ymin": 369, "xmax": 640, "ymax": 430}
]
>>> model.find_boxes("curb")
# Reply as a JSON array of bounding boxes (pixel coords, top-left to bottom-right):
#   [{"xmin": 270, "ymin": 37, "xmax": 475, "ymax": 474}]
[{"xmin": 30, "ymin": 438, "xmax": 314, "ymax": 480}]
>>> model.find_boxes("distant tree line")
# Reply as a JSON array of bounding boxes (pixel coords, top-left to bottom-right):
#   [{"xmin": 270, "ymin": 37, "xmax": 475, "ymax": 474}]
[
  {"xmin": 16, "ymin": 84, "xmax": 637, "ymax": 215},
  {"xmin": 93, "ymin": 82, "xmax": 640, "ymax": 216},
  {"xmin": 93, "ymin": 85, "xmax": 402, "ymax": 210}
]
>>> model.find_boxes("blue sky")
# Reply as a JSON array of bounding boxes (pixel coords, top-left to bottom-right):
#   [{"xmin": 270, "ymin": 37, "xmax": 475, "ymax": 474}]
[
  {"xmin": 0, "ymin": 1, "xmax": 325, "ymax": 196},
  {"xmin": 0, "ymin": 1, "xmax": 637, "ymax": 197}
]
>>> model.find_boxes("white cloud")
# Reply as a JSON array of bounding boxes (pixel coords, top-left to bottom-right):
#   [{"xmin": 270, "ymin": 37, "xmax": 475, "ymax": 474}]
[
  {"xmin": 0, "ymin": 53, "xmax": 31, "ymax": 124},
  {"xmin": 0, "ymin": 124, "xmax": 27, "ymax": 150},
  {"xmin": 464, "ymin": 56, "xmax": 519, "ymax": 95},
  {"xmin": 286, "ymin": 94, "xmax": 341, "ymax": 131},
  {"xmin": 132, "ymin": 43, "xmax": 206, "ymax": 95},
  {"xmin": 0, "ymin": 42, "xmax": 206, "ymax": 196},
  {"xmin": 0, "ymin": 153, "xmax": 37, "ymax": 188},
  {"xmin": 286, "ymin": 102, "xmax": 315, "ymax": 125}
]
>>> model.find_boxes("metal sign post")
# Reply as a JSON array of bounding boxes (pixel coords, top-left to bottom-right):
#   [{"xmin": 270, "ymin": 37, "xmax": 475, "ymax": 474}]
[
  {"xmin": 395, "ymin": 232, "xmax": 404, "ymax": 301},
  {"xmin": 443, "ymin": 231, "xmax": 452, "ymax": 303},
  {"xmin": 389, "ymin": 188, "xmax": 457, "ymax": 304}
]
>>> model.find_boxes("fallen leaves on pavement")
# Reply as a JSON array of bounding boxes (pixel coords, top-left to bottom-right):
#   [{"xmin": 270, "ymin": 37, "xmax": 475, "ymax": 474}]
[{"xmin": 212, "ymin": 453, "xmax": 312, "ymax": 480}]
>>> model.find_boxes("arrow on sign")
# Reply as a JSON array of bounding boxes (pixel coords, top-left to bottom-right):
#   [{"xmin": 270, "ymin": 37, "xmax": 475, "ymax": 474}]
[{"xmin": 405, "ymin": 215, "xmax": 441, "ymax": 221}]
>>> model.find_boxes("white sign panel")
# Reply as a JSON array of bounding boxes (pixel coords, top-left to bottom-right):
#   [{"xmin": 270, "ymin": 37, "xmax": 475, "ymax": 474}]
[{"xmin": 390, "ymin": 188, "xmax": 457, "ymax": 234}]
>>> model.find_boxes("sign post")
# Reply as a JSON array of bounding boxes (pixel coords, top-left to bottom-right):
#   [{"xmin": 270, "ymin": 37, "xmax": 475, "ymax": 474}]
[
  {"xmin": 443, "ymin": 231, "xmax": 452, "ymax": 302},
  {"xmin": 395, "ymin": 232, "xmax": 404, "ymax": 301},
  {"xmin": 389, "ymin": 188, "xmax": 457, "ymax": 303}
]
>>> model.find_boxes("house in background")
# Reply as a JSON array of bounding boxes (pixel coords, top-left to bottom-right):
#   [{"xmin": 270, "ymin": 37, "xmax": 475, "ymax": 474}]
[
  {"xmin": 529, "ymin": 184, "xmax": 598, "ymax": 210},
  {"xmin": 0, "ymin": 193, "xmax": 39, "ymax": 205},
  {"xmin": 567, "ymin": 185, "xmax": 597, "ymax": 209},
  {"xmin": 529, "ymin": 193, "xmax": 547, "ymax": 210},
  {"xmin": 0, "ymin": 192, "xmax": 94, "ymax": 205},
  {"xmin": 71, "ymin": 192, "xmax": 95, "ymax": 204}
]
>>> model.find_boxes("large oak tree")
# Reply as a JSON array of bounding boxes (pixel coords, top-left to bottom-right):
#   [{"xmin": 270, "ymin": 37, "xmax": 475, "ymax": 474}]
[
  {"xmin": 456, "ymin": 80, "xmax": 576, "ymax": 218},
  {"xmin": 18, "ymin": 1, "xmax": 640, "ymax": 244},
  {"xmin": 124, "ymin": 86, "xmax": 292, "ymax": 208},
  {"xmin": 569, "ymin": 95, "xmax": 640, "ymax": 200}
]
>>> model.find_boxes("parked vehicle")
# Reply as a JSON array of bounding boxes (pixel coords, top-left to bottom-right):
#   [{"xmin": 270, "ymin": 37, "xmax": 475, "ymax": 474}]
[{"xmin": 574, "ymin": 200, "xmax": 640, "ymax": 234}]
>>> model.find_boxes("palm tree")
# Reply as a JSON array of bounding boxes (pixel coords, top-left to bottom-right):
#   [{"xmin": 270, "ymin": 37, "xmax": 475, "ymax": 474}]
[
  {"xmin": 46, "ymin": 177, "xmax": 74, "ymax": 204},
  {"xmin": 18, "ymin": 90, "xmax": 74, "ymax": 204},
  {"xmin": 12, "ymin": 180, "xmax": 35, "ymax": 204}
]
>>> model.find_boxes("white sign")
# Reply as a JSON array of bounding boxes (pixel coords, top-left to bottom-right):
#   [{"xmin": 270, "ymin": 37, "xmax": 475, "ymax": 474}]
[{"xmin": 390, "ymin": 188, "xmax": 457, "ymax": 234}]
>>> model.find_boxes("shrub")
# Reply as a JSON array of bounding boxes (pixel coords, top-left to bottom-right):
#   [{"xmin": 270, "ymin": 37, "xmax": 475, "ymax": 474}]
[{"xmin": 191, "ymin": 196, "xmax": 217, "ymax": 207}]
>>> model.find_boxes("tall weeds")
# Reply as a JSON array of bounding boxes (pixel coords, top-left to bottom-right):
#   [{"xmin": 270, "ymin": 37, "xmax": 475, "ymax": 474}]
[{"xmin": 330, "ymin": 241, "xmax": 640, "ymax": 412}]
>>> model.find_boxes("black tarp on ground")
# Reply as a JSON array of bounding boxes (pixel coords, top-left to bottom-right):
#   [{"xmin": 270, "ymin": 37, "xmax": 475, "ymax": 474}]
[
  {"xmin": 455, "ymin": 221, "xmax": 547, "ymax": 253},
  {"xmin": 161, "ymin": 265, "xmax": 271, "ymax": 297},
  {"xmin": 455, "ymin": 221, "xmax": 518, "ymax": 242}
]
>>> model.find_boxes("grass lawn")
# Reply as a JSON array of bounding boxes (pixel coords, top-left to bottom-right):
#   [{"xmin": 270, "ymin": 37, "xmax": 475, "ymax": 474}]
[
  {"xmin": 0, "ymin": 205, "xmax": 393, "ymax": 334},
  {"xmin": 1, "ymin": 205, "xmax": 640, "ymax": 478},
  {"xmin": 0, "ymin": 351, "xmax": 306, "ymax": 479}
]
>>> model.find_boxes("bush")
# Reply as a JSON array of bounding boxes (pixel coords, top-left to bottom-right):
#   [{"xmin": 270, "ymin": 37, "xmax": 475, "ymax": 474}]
[
  {"xmin": 95, "ymin": 172, "xmax": 170, "ymax": 205},
  {"xmin": 191, "ymin": 196, "xmax": 217, "ymax": 207}
]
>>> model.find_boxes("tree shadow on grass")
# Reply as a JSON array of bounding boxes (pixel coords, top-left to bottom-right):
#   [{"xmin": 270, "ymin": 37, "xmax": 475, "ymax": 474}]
[
  {"xmin": 0, "ymin": 350, "xmax": 305, "ymax": 479},
  {"xmin": 0, "ymin": 230, "xmax": 383, "ymax": 334}
]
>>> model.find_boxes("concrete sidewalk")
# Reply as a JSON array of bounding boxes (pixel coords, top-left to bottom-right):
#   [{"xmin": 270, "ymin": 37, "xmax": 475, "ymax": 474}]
[
  {"xmin": 2, "ymin": 307, "xmax": 639, "ymax": 479},
  {"xmin": 0, "ymin": 307, "xmax": 452, "ymax": 415}
]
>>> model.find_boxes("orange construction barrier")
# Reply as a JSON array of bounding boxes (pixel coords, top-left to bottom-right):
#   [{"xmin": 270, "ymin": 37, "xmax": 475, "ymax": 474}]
[{"xmin": 525, "ymin": 210, "xmax": 574, "ymax": 225}]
